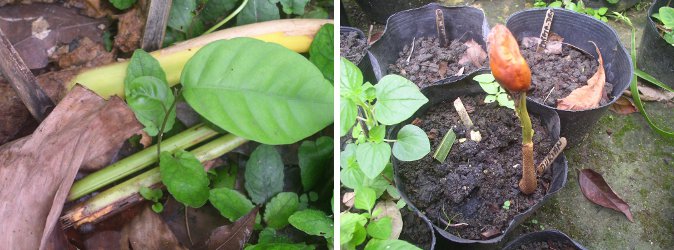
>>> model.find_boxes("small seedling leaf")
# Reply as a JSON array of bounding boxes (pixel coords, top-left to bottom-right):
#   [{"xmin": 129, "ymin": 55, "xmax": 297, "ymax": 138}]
[
  {"xmin": 393, "ymin": 124, "xmax": 430, "ymax": 161},
  {"xmin": 288, "ymin": 209, "xmax": 334, "ymax": 237},
  {"xmin": 124, "ymin": 49, "xmax": 168, "ymax": 87},
  {"xmin": 211, "ymin": 164, "xmax": 238, "ymax": 189},
  {"xmin": 299, "ymin": 136, "xmax": 333, "ymax": 191},
  {"xmin": 244, "ymin": 145, "xmax": 284, "ymax": 205},
  {"xmin": 264, "ymin": 192, "xmax": 300, "ymax": 229},
  {"xmin": 151, "ymin": 202, "xmax": 164, "ymax": 213},
  {"xmin": 139, "ymin": 186, "xmax": 163, "ymax": 202},
  {"xmin": 125, "ymin": 76, "xmax": 176, "ymax": 136},
  {"xmin": 210, "ymin": 187, "xmax": 255, "ymax": 221},
  {"xmin": 433, "ymin": 128, "xmax": 456, "ymax": 163},
  {"xmin": 366, "ymin": 217, "xmax": 393, "ymax": 240},
  {"xmin": 369, "ymin": 125, "xmax": 386, "ymax": 143},
  {"xmin": 356, "ymin": 142, "xmax": 391, "ymax": 179},
  {"xmin": 159, "ymin": 150, "xmax": 209, "ymax": 208},
  {"xmin": 484, "ymin": 95, "xmax": 496, "ymax": 103},
  {"xmin": 354, "ymin": 187, "xmax": 376, "ymax": 213},
  {"xmin": 341, "ymin": 212, "xmax": 367, "ymax": 245},
  {"xmin": 341, "ymin": 97, "xmax": 358, "ymax": 136},
  {"xmin": 374, "ymin": 75, "xmax": 429, "ymax": 125},
  {"xmin": 109, "ymin": 0, "xmax": 136, "ymax": 10},
  {"xmin": 479, "ymin": 82, "xmax": 500, "ymax": 94}
]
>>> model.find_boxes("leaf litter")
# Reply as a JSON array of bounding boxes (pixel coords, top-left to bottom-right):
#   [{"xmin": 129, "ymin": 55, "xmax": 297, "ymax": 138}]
[{"xmin": 578, "ymin": 169, "xmax": 634, "ymax": 222}]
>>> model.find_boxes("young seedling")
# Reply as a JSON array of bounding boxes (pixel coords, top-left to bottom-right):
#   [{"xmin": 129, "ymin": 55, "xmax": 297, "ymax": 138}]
[
  {"xmin": 502, "ymin": 200, "xmax": 511, "ymax": 210},
  {"xmin": 652, "ymin": 6, "xmax": 674, "ymax": 46},
  {"xmin": 473, "ymin": 73, "xmax": 515, "ymax": 109},
  {"xmin": 488, "ymin": 24, "xmax": 537, "ymax": 195}
]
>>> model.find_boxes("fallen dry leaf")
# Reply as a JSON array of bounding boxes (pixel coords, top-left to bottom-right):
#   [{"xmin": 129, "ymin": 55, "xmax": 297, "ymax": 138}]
[
  {"xmin": 114, "ymin": 7, "xmax": 144, "ymax": 53},
  {"xmin": 56, "ymin": 37, "xmax": 115, "ymax": 69},
  {"xmin": 203, "ymin": 207, "xmax": 258, "ymax": 250},
  {"xmin": 162, "ymin": 198, "xmax": 225, "ymax": 247},
  {"xmin": 373, "ymin": 200, "xmax": 402, "ymax": 240},
  {"xmin": 0, "ymin": 4, "xmax": 108, "ymax": 69},
  {"xmin": 459, "ymin": 39, "xmax": 487, "ymax": 67},
  {"xmin": 578, "ymin": 169, "xmax": 634, "ymax": 222},
  {"xmin": 0, "ymin": 85, "xmax": 142, "ymax": 249},
  {"xmin": 609, "ymin": 96, "xmax": 637, "ymax": 115},
  {"xmin": 557, "ymin": 42, "xmax": 605, "ymax": 110},
  {"xmin": 454, "ymin": 66, "xmax": 465, "ymax": 76},
  {"xmin": 438, "ymin": 61, "xmax": 448, "ymax": 78},
  {"xmin": 120, "ymin": 206, "xmax": 187, "ymax": 250},
  {"xmin": 623, "ymin": 84, "xmax": 674, "ymax": 102},
  {"xmin": 342, "ymin": 192, "xmax": 355, "ymax": 207},
  {"xmin": 480, "ymin": 227, "xmax": 501, "ymax": 239},
  {"xmin": 65, "ymin": 0, "xmax": 115, "ymax": 18}
]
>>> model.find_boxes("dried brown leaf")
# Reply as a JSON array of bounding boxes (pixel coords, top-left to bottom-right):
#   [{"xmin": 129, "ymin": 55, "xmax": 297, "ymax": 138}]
[
  {"xmin": 578, "ymin": 169, "xmax": 634, "ymax": 222},
  {"xmin": 204, "ymin": 207, "xmax": 259, "ymax": 250},
  {"xmin": 609, "ymin": 96, "xmax": 637, "ymax": 115},
  {"xmin": 342, "ymin": 192, "xmax": 355, "ymax": 207},
  {"xmin": 0, "ymin": 4, "xmax": 108, "ymax": 69},
  {"xmin": 459, "ymin": 39, "xmax": 487, "ymax": 67},
  {"xmin": 438, "ymin": 61, "xmax": 448, "ymax": 78},
  {"xmin": 557, "ymin": 43, "xmax": 605, "ymax": 110},
  {"xmin": 114, "ymin": 7, "xmax": 143, "ymax": 53},
  {"xmin": 480, "ymin": 228, "xmax": 501, "ymax": 239},
  {"xmin": 623, "ymin": 84, "xmax": 674, "ymax": 102},
  {"xmin": 120, "ymin": 206, "xmax": 187, "ymax": 250}
]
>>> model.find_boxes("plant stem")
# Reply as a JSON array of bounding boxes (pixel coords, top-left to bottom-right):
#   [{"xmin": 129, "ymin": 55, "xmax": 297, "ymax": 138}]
[
  {"xmin": 515, "ymin": 92, "xmax": 536, "ymax": 194},
  {"xmin": 203, "ymin": 0, "xmax": 249, "ymax": 35},
  {"xmin": 61, "ymin": 134, "xmax": 248, "ymax": 229},
  {"xmin": 67, "ymin": 123, "xmax": 219, "ymax": 201}
]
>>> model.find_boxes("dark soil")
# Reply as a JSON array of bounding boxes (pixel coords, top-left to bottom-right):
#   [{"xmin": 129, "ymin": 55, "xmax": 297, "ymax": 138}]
[
  {"xmin": 399, "ymin": 208, "xmax": 433, "ymax": 250},
  {"xmin": 388, "ymin": 37, "xmax": 485, "ymax": 89},
  {"xmin": 340, "ymin": 31, "xmax": 368, "ymax": 64},
  {"xmin": 515, "ymin": 240, "xmax": 578, "ymax": 250},
  {"xmin": 397, "ymin": 95, "xmax": 554, "ymax": 240},
  {"xmin": 520, "ymin": 41, "xmax": 614, "ymax": 107}
]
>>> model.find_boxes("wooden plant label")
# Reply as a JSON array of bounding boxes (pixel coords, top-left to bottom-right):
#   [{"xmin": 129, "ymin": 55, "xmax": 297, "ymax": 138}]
[
  {"xmin": 435, "ymin": 9, "xmax": 448, "ymax": 47},
  {"xmin": 537, "ymin": 137, "xmax": 567, "ymax": 175},
  {"xmin": 536, "ymin": 9, "xmax": 555, "ymax": 53}
]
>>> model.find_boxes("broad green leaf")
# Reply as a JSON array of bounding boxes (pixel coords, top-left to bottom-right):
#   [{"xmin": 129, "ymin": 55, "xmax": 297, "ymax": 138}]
[
  {"xmin": 349, "ymin": 224, "xmax": 367, "ymax": 248},
  {"xmin": 341, "ymin": 97, "xmax": 358, "ymax": 136},
  {"xmin": 664, "ymin": 32, "xmax": 674, "ymax": 46},
  {"xmin": 209, "ymin": 187, "xmax": 255, "ymax": 221},
  {"xmin": 367, "ymin": 217, "xmax": 392, "ymax": 240},
  {"xmin": 109, "ymin": 0, "xmax": 136, "ymax": 10},
  {"xmin": 245, "ymin": 243, "xmax": 315, "ymax": 250},
  {"xmin": 364, "ymin": 239, "xmax": 422, "ymax": 250},
  {"xmin": 139, "ymin": 187, "xmax": 163, "ymax": 202},
  {"xmin": 340, "ymin": 57, "xmax": 363, "ymax": 96},
  {"xmin": 264, "ymin": 192, "xmax": 300, "ymax": 229},
  {"xmin": 597, "ymin": 7, "xmax": 608, "ymax": 15},
  {"xmin": 660, "ymin": 7, "xmax": 674, "ymax": 28},
  {"xmin": 159, "ymin": 150, "xmax": 210, "ymax": 208},
  {"xmin": 472, "ymin": 74, "xmax": 494, "ymax": 83},
  {"xmin": 201, "ymin": 0, "xmax": 239, "ymax": 24},
  {"xmin": 270, "ymin": 0, "xmax": 310, "ymax": 15},
  {"xmin": 258, "ymin": 228, "xmax": 292, "ymax": 244},
  {"xmin": 211, "ymin": 164, "xmax": 238, "ymax": 189},
  {"xmin": 124, "ymin": 49, "xmax": 168, "ymax": 86},
  {"xmin": 354, "ymin": 187, "xmax": 376, "ymax": 213},
  {"xmin": 369, "ymin": 125, "xmax": 386, "ymax": 143},
  {"xmin": 288, "ymin": 209, "xmax": 334, "ymax": 237},
  {"xmin": 340, "ymin": 212, "xmax": 367, "ymax": 245},
  {"xmin": 356, "ymin": 142, "xmax": 391, "ymax": 179},
  {"xmin": 125, "ymin": 76, "xmax": 176, "ymax": 136},
  {"xmin": 237, "ymin": 0, "xmax": 280, "ymax": 25},
  {"xmin": 392, "ymin": 124, "xmax": 430, "ymax": 161},
  {"xmin": 497, "ymin": 94, "xmax": 515, "ymax": 109},
  {"xmin": 181, "ymin": 38, "xmax": 333, "ymax": 145},
  {"xmin": 299, "ymin": 136, "xmax": 333, "ymax": 191},
  {"xmin": 479, "ymin": 82, "xmax": 500, "ymax": 95},
  {"xmin": 168, "ymin": 0, "xmax": 197, "ymax": 32},
  {"xmin": 484, "ymin": 95, "xmax": 496, "ymax": 103},
  {"xmin": 341, "ymin": 144, "xmax": 390, "ymax": 197},
  {"xmin": 374, "ymin": 75, "xmax": 428, "ymax": 125},
  {"xmin": 309, "ymin": 24, "xmax": 334, "ymax": 83},
  {"xmin": 244, "ymin": 145, "xmax": 284, "ymax": 204}
]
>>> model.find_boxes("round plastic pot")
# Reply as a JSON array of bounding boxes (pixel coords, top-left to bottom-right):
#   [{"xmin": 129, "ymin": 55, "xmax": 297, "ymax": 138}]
[
  {"xmin": 354, "ymin": 0, "xmax": 435, "ymax": 23},
  {"xmin": 501, "ymin": 230, "xmax": 587, "ymax": 250},
  {"xmin": 368, "ymin": 3, "xmax": 489, "ymax": 90},
  {"xmin": 391, "ymin": 77, "xmax": 569, "ymax": 244},
  {"xmin": 583, "ymin": 0, "xmax": 640, "ymax": 12},
  {"xmin": 637, "ymin": 0, "xmax": 674, "ymax": 89},
  {"xmin": 399, "ymin": 208, "xmax": 437, "ymax": 250},
  {"xmin": 506, "ymin": 8, "xmax": 633, "ymax": 147},
  {"xmin": 339, "ymin": 26, "xmax": 377, "ymax": 84}
]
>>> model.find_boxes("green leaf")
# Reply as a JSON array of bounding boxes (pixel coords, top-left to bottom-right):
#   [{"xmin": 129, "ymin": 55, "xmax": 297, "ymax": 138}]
[
  {"xmin": 181, "ymin": 38, "xmax": 333, "ymax": 145},
  {"xmin": 484, "ymin": 95, "xmax": 496, "ymax": 103},
  {"xmin": 362, "ymin": 82, "xmax": 377, "ymax": 102},
  {"xmin": 374, "ymin": 75, "xmax": 428, "ymax": 125},
  {"xmin": 125, "ymin": 76, "xmax": 176, "ymax": 136},
  {"xmin": 349, "ymin": 224, "xmax": 367, "ymax": 248},
  {"xmin": 597, "ymin": 7, "xmax": 608, "ymax": 15},
  {"xmin": 341, "ymin": 145, "xmax": 391, "ymax": 197},
  {"xmin": 258, "ymin": 228, "xmax": 292, "ymax": 244},
  {"xmin": 364, "ymin": 239, "xmax": 422, "ymax": 250},
  {"xmin": 354, "ymin": 187, "xmax": 376, "ymax": 213},
  {"xmin": 548, "ymin": 1, "xmax": 562, "ymax": 8},
  {"xmin": 367, "ymin": 217, "xmax": 392, "ymax": 240},
  {"xmin": 163, "ymin": 28, "xmax": 187, "ymax": 47},
  {"xmin": 396, "ymin": 199, "xmax": 406, "ymax": 209},
  {"xmin": 432, "ymin": 128, "xmax": 455, "ymax": 163},
  {"xmin": 386, "ymin": 185, "xmax": 400, "ymax": 200},
  {"xmin": 340, "ymin": 212, "xmax": 367, "ymax": 245},
  {"xmin": 244, "ymin": 145, "xmax": 285, "ymax": 204},
  {"xmin": 159, "ymin": 150, "xmax": 210, "ymax": 208},
  {"xmin": 237, "ymin": 0, "xmax": 280, "ymax": 25},
  {"xmin": 109, "ymin": 0, "xmax": 136, "ymax": 10},
  {"xmin": 245, "ymin": 243, "xmax": 315, "ymax": 250},
  {"xmin": 664, "ymin": 32, "xmax": 674, "ymax": 45},
  {"xmin": 340, "ymin": 57, "xmax": 363, "ymax": 96},
  {"xmin": 302, "ymin": 7, "xmax": 329, "ymax": 19},
  {"xmin": 369, "ymin": 125, "xmax": 386, "ymax": 143},
  {"xmin": 201, "ymin": 0, "xmax": 239, "ymax": 24},
  {"xmin": 472, "ymin": 73, "xmax": 494, "ymax": 83},
  {"xmin": 392, "ymin": 124, "xmax": 430, "ymax": 161},
  {"xmin": 270, "ymin": 0, "xmax": 310, "ymax": 15},
  {"xmin": 341, "ymin": 97, "xmax": 358, "ymax": 137},
  {"xmin": 211, "ymin": 164, "xmax": 238, "ymax": 189},
  {"xmin": 125, "ymin": 49, "xmax": 168, "ymax": 86},
  {"xmin": 497, "ymin": 94, "xmax": 515, "ymax": 109},
  {"xmin": 288, "ymin": 209, "xmax": 334, "ymax": 237},
  {"xmin": 102, "ymin": 31, "xmax": 112, "ymax": 52},
  {"xmin": 139, "ymin": 187, "xmax": 163, "ymax": 202},
  {"xmin": 299, "ymin": 136, "xmax": 333, "ymax": 191},
  {"xmin": 151, "ymin": 202, "xmax": 164, "ymax": 213},
  {"xmin": 168, "ymin": 0, "xmax": 197, "ymax": 32},
  {"xmin": 356, "ymin": 142, "xmax": 391, "ymax": 179},
  {"xmin": 309, "ymin": 24, "xmax": 334, "ymax": 83},
  {"xmin": 264, "ymin": 192, "xmax": 300, "ymax": 229},
  {"xmin": 479, "ymin": 81, "xmax": 500, "ymax": 95},
  {"xmin": 209, "ymin": 187, "xmax": 255, "ymax": 221},
  {"xmin": 309, "ymin": 191, "xmax": 318, "ymax": 202}
]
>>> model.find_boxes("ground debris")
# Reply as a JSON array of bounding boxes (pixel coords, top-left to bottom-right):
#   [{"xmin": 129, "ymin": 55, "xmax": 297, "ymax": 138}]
[
  {"xmin": 54, "ymin": 37, "xmax": 115, "ymax": 69},
  {"xmin": 115, "ymin": 6, "xmax": 144, "ymax": 53}
]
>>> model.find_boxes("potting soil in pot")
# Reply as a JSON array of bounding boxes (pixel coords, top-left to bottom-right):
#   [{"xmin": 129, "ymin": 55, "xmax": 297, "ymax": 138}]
[
  {"xmin": 388, "ymin": 37, "xmax": 487, "ymax": 89},
  {"xmin": 340, "ymin": 31, "xmax": 368, "ymax": 64},
  {"xmin": 399, "ymin": 208, "xmax": 433, "ymax": 250},
  {"xmin": 519, "ymin": 37, "xmax": 614, "ymax": 107},
  {"xmin": 515, "ymin": 240, "xmax": 577, "ymax": 250},
  {"xmin": 398, "ymin": 95, "xmax": 554, "ymax": 240}
]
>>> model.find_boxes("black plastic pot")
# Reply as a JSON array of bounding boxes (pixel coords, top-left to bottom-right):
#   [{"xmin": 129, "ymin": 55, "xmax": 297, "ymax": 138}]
[
  {"xmin": 368, "ymin": 3, "xmax": 489, "ymax": 89},
  {"xmin": 584, "ymin": 0, "xmax": 641, "ymax": 12},
  {"xmin": 399, "ymin": 208, "xmax": 437, "ymax": 250},
  {"xmin": 501, "ymin": 230, "xmax": 587, "ymax": 250},
  {"xmin": 506, "ymin": 8, "xmax": 633, "ymax": 147},
  {"xmin": 339, "ymin": 26, "xmax": 377, "ymax": 85},
  {"xmin": 637, "ymin": 0, "xmax": 674, "ymax": 89},
  {"xmin": 391, "ymin": 77, "xmax": 569, "ymax": 244},
  {"xmin": 354, "ymin": 0, "xmax": 435, "ymax": 23}
]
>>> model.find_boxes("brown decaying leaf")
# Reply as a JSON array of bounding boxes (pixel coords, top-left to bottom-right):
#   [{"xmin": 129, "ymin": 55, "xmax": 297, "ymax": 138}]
[
  {"xmin": 557, "ymin": 42, "xmax": 605, "ymax": 110},
  {"xmin": 120, "ymin": 206, "xmax": 187, "ymax": 250},
  {"xmin": 623, "ymin": 84, "xmax": 674, "ymax": 102},
  {"xmin": 162, "ymin": 197, "xmax": 225, "ymax": 247},
  {"xmin": 578, "ymin": 169, "xmax": 634, "ymax": 222},
  {"xmin": 458, "ymin": 39, "xmax": 487, "ymax": 67},
  {"xmin": 342, "ymin": 192, "xmax": 355, "ymax": 207},
  {"xmin": 0, "ymin": 4, "xmax": 108, "ymax": 69},
  {"xmin": 480, "ymin": 228, "xmax": 501, "ymax": 239},
  {"xmin": 373, "ymin": 201, "xmax": 402, "ymax": 240},
  {"xmin": 56, "ymin": 37, "xmax": 115, "ymax": 69},
  {"xmin": 204, "ymin": 207, "xmax": 259, "ymax": 250},
  {"xmin": 0, "ymin": 85, "xmax": 142, "ymax": 249},
  {"xmin": 114, "ymin": 7, "xmax": 144, "ymax": 53},
  {"xmin": 609, "ymin": 96, "xmax": 637, "ymax": 115},
  {"xmin": 438, "ymin": 61, "xmax": 448, "ymax": 78}
]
